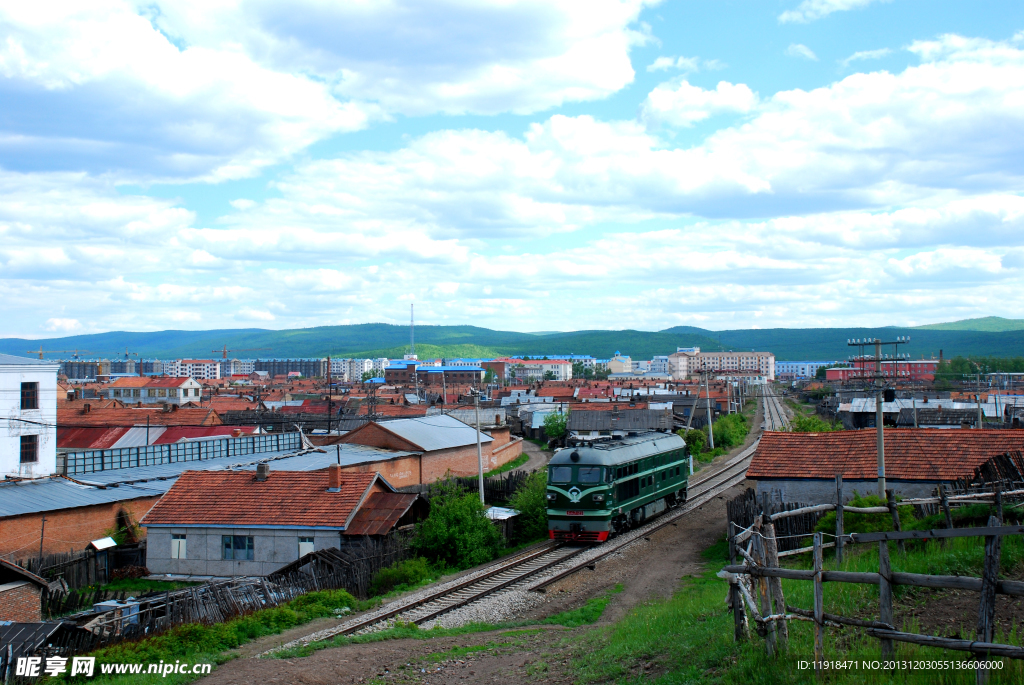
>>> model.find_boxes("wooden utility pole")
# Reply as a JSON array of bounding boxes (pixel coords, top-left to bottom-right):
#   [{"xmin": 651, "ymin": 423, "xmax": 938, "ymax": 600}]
[{"xmin": 39, "ymin": 516, "xmax": 47, "ymax": 559}]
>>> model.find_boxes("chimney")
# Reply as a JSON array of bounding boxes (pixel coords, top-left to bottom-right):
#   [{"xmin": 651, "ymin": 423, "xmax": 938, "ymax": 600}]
[
  {"xmin": 255, "ymin": 463, "xmax": 270, "ymax": 481},
  {"xmin": 232, "ymin": 428, "xmax": 242, "ymax": 438},
  {"xmin": 83, "ymin": 403, "xmax": 91, "ymax": 413},
  {"xmin": 328, "ymin": 463, "xmax": 341, "ymax": 491},
  {"xmin": 162, "ymin": 403, "xmax": 171, "ymax": 412}
]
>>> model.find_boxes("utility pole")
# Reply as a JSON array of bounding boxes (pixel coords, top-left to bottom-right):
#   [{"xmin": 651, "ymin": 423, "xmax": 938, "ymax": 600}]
[
  {"xmin": 976, "ymin": 373, "xmax": 983, "ymax": 429},
  {"xmin": 705, "ymin": 369, "xmax": 715, "ymax": 450},
  {"xmin": 327, "ymin": 356, "xmax": 332, "ymax": 435},
  {"xmin": 847, "ymin": 336, "xmax": 909, "ymax": 498},
  {"xmin": 474, "ymin": 391, "xmax": 484, "ymax": 504},
  {"xmin": 39, "ymin": 516, "xmax": 47, "ymax": 559}
]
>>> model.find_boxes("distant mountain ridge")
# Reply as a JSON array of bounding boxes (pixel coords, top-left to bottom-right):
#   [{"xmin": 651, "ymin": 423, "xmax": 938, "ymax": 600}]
[
  {"xmin": 912, "ymin": 316, "xmax": 1024, "ymax": 332},
  {"xmin": 2, "ymin": 321, "xmax": 1023, "ymax": 362}
]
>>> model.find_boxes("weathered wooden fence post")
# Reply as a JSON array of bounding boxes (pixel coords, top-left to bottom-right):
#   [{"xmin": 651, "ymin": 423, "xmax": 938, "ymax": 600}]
[
  {"xmin": 813, "ymin": 533, "xmax": 824, "ymax": 674},
  {"xmin": 886, "ymin": 489, "xmax": 905, "ymax": 555},
  {"xmin": 761, "ymin": 516, "xmax": 789, "ymax": 649},
  {"xmin": 940, "ymin": 484, "xmax": 955, "ymax": 539},
  {"xmin": 728, "ymin": 522, "xmax": 746, "ymax": 642},
  {"xmin": 976, "ymin": 515, "xmax": 1003, "ymax": 685},
  {"xmin": 751, "ymin": 532, "xmax": 777, "ymax": 656},
  {"xmin": 835, "ymin": 474, "xmax": 844, "ymax": 564},
  {"xmin": 878, "ymin": 541, "xmax": 894, "ymax": 660}
]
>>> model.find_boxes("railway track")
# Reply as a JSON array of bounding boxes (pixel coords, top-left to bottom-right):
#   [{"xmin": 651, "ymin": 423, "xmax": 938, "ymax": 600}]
[
  {"xmin": 761, "ymin": 384, "xmax": 790, "ymax": 431},
  {"xmin": 263, "ymin": 410, "xmax": 770, "ymax": 654}
]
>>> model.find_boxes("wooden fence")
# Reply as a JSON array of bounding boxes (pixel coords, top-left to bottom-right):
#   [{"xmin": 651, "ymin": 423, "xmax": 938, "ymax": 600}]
[
  {"xmin": 15, "ymin": 543, "xmax": 146, "ymax": 591},
  {"xmin": 422, "ymin": 469, "xmax": 533, "ymax": 505},
  {"xmin": 720, "ymin": 479, "xmax": 1024, "ymax": 682},
  {"xmin": 727, "ymin": 489, "xmax": 829, "ymax": 553}
]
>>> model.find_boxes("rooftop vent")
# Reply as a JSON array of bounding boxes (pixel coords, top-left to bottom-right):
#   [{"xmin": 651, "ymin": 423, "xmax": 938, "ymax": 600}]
[{"xmin": 255, "ymin": 463, "xmax": 270, "ymax": 481}]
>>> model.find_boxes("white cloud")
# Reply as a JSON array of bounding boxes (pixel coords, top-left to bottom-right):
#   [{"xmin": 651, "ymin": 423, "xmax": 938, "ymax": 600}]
[
  {"xmin": 646, "ymin": 55, "xmax": 725, "ymax": 73},
  {"xmin": 779, "ymin": 0, "xmax": 890, "ymax": 24},
  {"xmin": 230, "ymin": 199, "xmax": 256, "ymax": 210},
  {"xmin": 45, "ymin": 318, "xmax": 81, "ymax": 332},
  {"xmin": 840, "ymin": 48, "xmax": 892, "ymax": 67},
  {"xmin": 642, "ymin": 79, "xmax": 757, "ymax": 127},
  {"xmin": 786, "ymin": 44, "xmax": 819, "ymax": 61}
]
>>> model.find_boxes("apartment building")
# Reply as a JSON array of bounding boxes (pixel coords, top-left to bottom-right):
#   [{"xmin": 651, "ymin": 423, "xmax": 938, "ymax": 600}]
[
  {"xmin": 668, "ymin": 347, "xmax": 775, "ymax": 381},
  {"xmin": 106, "ymin": 376, "xmax": 204, "ymax": 405},
  {"xmin": 1, "ymin": 354, "xmax": 59, "ymax": 479},
  {"xmin": 164, "ymin": 359, "xmax": 221, "ymax": 379},
  {"xmin": 776, "ymin": 361, "xmax": 837, "ymax": 380},
  {"xmin": 505, "ymin": 359, "xmax": 573, "ymax": 382}
]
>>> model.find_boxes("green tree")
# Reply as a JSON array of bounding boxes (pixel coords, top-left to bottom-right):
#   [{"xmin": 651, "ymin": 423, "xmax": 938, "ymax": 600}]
[
  {"xmin": 411, "ymin": 480, "xmax": 503, "ymax": 570},
  {"xmin": 483, "ymin": 368, "xmax": 495, "ymax": 383},
  {"xmin": 543, "ymin": 411, "xmax": 568, "ymax": 440},
  {"xmin": 507, "ymin": 470, "xmax": 548, "ymax": 544},
  {"xmin": 361, "ymin": 370, "xmax": 375, "ymax": 382},
  {"xmin": 543, "ymin": 370, "xmax": 556, "ymax": 380},
  {"xmin": 678, "ymin": 428, "xmax": 705, "ymax": 455}
]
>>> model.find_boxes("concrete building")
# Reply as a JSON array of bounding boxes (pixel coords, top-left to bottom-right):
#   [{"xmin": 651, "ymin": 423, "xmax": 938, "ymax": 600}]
[
  {"xmin": 826, "ymin": 359, "xmax": 939, "ymax": 383},
  {"xmin": 775, "ymin": 361, "xmax": 836, "ymax": 380},
  {"xmin": 0, "ymin": 560, "xmax": 54, "ymax": 621},
  {"xmin": 1, "ymin": 353, "xmax": 59, "ymax": 479},
  {"xmin": 255, "ymin": 359, "xmax": 327, "ymax": 378},
  {"xmin": 142, "ymin": 465, "xmax": 420, "ymax": 577},
  {"xmin": 504, "ymin": 359, "xmax": 573, "ymax": 382},
  {"xmin": 607, "ymin": 352, "xmax": 632, "ymax": 375},
  {"xmin": 650, "ymin": 356, "xmax": 670, "ymax": 375},
  {"xmin": 59, "ymin": 359, "xmax": 110, "ymax": 381},
  {"xmin": 668, "ymin": 347, "xmax": 775, "ymax": 381},
  {"xmin": 108, "ymin": 359, "xmax": 137, "ymax": 375},
  {"xmin": 163, "ymin": 359, "xmax": 221, "ymax": 379}
]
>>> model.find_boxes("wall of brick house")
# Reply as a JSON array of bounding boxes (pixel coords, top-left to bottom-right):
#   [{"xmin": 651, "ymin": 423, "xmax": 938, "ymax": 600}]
[
  {"xmin": 337, "ymin": 423, "xmax": 420, "ymax": 452},
  {"xmin": 0, "ymin": 496, "xmax": 162, "ymax": 558},
  {"xmin": 339, "ymin": 455, "xmax": 423, "ymax": 489},
  {"xmin": 0, "ymin": 582, "xmax": 42, "ymax": 622},
  {"xmin": 421, "ymin": 439, "xmax": 523, "ymax": 482}
]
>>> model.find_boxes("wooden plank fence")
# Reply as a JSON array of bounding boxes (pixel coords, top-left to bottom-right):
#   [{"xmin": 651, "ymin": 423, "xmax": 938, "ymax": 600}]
[{"xmin": 721, "ymin": 476, "xmax": 1024, "ymax": 682}]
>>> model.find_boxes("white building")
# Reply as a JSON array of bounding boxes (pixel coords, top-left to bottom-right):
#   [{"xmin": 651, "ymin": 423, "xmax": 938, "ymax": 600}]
[
  {"xmin": 372, "ymin": 358, "xmax": 389, "ymax": 375},
  {"xmin": 668, "ymin": 347, "xmax": 775, "ymax": 381},
  {"xmin": 607, "ymin": 352, "xmax": 632, "ymax": 374},
  {"xmin": 510, "ymin": 359, "xmax": 574, "ymax": 382},
  {"xmin": 346, "ymin": 358, "xmax": 374, "ymax": 381},
  {"xmin": 106, "ymin": 376, "xmax": 203, "ymax": 405},
  {"xmin": 650, "ymin": 356, "xmax": 670, "ymax": 374},
  {"xmin": 1, "ymin": 353, "xmax": 59, "ymax": 479},
  {"xmin": 164, "ymin": 359, "xmax": 221, "ymax": 379},
  {"xmin": 776, "ymin": 361, "xmax": 836, "ymax": 380},
  {"xmin": 632, "ymin": 360, "xmax": 651, "ymax": 373}
]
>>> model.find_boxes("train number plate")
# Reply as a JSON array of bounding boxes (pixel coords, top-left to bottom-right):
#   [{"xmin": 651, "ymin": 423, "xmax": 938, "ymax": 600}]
[{"xmin": 566, "ymin": 510, "xmax": 584, "ymax": 516}]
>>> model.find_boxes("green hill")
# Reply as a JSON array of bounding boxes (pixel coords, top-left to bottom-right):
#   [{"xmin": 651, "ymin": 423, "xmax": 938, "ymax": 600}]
[
  {"xmin": 2, "ymin": 323, "xmax": 1022, "ymax": 362},
  {"xmin": 912, "ymin": 316, "xmax": 1024, "ymax": 332}
]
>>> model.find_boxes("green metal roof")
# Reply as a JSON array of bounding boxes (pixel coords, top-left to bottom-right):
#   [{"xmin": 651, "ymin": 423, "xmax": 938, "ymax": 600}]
[{"xmin": 548, "ymin": 431, "xmax": 685, "ymax": 467}]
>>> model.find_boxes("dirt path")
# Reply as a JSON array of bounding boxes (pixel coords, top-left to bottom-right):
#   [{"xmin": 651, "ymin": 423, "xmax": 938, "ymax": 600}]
[{"xmin": 513, "ymin": 439, "xmax": 551, "ymax": 475}]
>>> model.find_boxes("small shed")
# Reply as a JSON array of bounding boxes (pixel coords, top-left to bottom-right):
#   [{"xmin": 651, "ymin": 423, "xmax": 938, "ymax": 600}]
[
  {"xmin": 0, "ymin": 559, "xmax": 55, "ymax": 622},
  {"xmin": 485, "ymin": 506, "xmax": 520, "ymax": 541}
]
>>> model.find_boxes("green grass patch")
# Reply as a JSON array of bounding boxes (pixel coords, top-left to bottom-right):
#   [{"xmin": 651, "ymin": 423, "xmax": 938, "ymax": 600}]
[
  {"xmin": 565, "ymin": 533, "xmax": 1024, "ymax": 684},
  {"xmin": 70, "ymin": 590, "xmax": 367, "ymax": 684},
  {"xmin": 541, "ymin": 583, "xmax": 623, "ymax": 627},
  {"xmin": 484, "ymin": 452, "xmax": 530, "ymax": 477}
]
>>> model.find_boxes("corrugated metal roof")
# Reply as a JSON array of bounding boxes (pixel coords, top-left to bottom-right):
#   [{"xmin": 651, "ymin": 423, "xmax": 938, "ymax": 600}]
[
  {"xmin": 842, "ymin": 398, "xmax": 999, "ymax": 417},
  {"xmin": 373, "ymin": 414, "xmax": 493, "ymax": 451},
  {"xmin": 344, "ymin": 492, "xmax": 419, "ymax": 536},
  {"xmin": 0, "ymin": 478, "xmax": 167, "ymax": 518},
  {"xmin": 0, "ymin": 353, "xmax": 57, "ymax": 366},
  {"xmin": 568, "ymin": 409, "xmax": 672, "ymax": 432},
  {"xmin": 549, "ymin": 432, "xmax": 685, "ymax": 467}
]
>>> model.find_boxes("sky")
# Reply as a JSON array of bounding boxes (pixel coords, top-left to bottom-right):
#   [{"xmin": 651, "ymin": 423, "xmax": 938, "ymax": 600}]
[{"xmin": 2, "ymin": 0, "xmax": 1024, "ymax": 338}]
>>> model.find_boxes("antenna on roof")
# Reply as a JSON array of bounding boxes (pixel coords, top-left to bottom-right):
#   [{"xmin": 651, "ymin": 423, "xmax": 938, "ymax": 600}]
[{"xmin": 410, "ymin": 303, "xmax": 415, "ymax": 357}]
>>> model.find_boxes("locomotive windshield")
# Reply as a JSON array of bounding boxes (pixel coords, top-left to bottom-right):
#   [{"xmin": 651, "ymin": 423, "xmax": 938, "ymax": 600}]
[
  {"xmin": 577, "ymin": 467, "xmax": 601, "ymax": 483},
  {"xmin": 549, "ymin": 466, "xmax": 572, "ymax": 482}
]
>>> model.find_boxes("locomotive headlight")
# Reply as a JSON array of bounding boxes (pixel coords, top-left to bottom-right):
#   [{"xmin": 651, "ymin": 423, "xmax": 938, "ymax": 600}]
[
  {"xmin": 592, "ymin": 494, "xmax": 605, "ymax": 502},
  {"xmin": 546, "ymin": 493, "xmax": 557, "ymax": 501}
]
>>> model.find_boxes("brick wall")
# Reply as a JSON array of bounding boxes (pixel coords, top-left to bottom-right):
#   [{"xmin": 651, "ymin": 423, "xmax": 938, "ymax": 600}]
[
  {"xmin": 340, "ymin": 454, "xmax": 423, "ymax": 488},
  {"xmin": 0, "ymin": 496, "xmax": 162, "ymax": 557},
  {"xmin": 0, "ymin": 582, "xmax": 42, "ymax": 622}
]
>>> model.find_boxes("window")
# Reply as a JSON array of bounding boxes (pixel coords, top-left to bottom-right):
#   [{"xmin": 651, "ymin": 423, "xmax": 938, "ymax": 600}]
[
  {"xmin": 20, "ymin": 382, "xmax": 39, "ymax": 410},
  {"xmin": 578, "ymin": 467, "xmax": 601, "ymax": 483},
  {"xmin": 20, "ymin": 435, "xmax": 38, "ymax": 463},
  {"xmin": 662, "ymin": 472, "xmax": 667, "ymax": 481},
  {"xmin": 298, "ymin": 537, "xmax": 315, "ymax": 558},
  {"xmin": 171, "ymin": 534, "xmax": 186, "ymax": 559},
  {"xmin": 549, "ymin": 466, "xmax": 572, "ymax": 483},
  {"xmin": 133, "ymin": 389, "xmax": 141, "ymax": 398},
  {"xmin": 222, "ymin": 535, "xmax": 254, "ymax": 560}
]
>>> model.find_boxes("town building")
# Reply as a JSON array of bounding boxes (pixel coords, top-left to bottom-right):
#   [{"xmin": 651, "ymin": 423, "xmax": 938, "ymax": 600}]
[
  {"xmin": 825, "ymin": 359, "xmax": 939, "ymax": 383},
  {"xmin": 607, "ymin": 352, "xmax": 632, "ymax": 375},
  {"xmin": 0, "ymin": 560, "xmax": 55, "ymax": 622},
  {"xmin": 668, "ymin": 347, "xmax": 775, "ymax": 381},
  {"xmin": 775, "ymin": 361, "xmax": 837, "ymax": 380},
  {"xmin": 59, "ymin": 359, "xmax": 110, "ymax": 381},
  {"xmin": 254, "ymin": 358, "xmax": 327, "ymax": 378},
  {"xmin": 1, "ymin": 353, "xmax": 59, "ymax": 480},
  {"xmin": 748, "ymin": 429, "xmax": 1024, "ymax": 501},
  {"xmin": 140, "ymin": 359, "xmax": 164, "ymax": 376},
  {"xmin": 163, "ymin": 359, "xmax": 221, "ymax": 379},
  {"xmin": 142, "ymin": 465, "xmax": 421, "ymax": 577},
  {"xmin": 108, "ymin": 359, "xmax": 137, "ymax": 375},
  {"xmin": 383, "ymin": 361, "xmax": 485, "ymax": 386},
  {"xmin": 567, "ymin": 408, "xmax": 673, "ymax": 440},
  {"xmin": 501, "ymin": 359, "xmax": 573, "ymax": 382},
  {"xmin": 104, "ymin": 377, "xmax": 204, "ymax": 405},
  {"xmin": 649, "ymin": 356, "xmax": 670, "ymax": 375}
]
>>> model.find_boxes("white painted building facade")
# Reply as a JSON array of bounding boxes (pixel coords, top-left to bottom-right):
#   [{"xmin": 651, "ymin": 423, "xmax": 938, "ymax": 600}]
[{"xmin": 1, "ymin": 354, "xmax": 59, "ymax": 479}]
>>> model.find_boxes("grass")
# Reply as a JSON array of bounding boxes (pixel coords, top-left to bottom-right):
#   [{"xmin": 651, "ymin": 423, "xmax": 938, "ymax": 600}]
[
  {"xmin": 483, "ymin": 452, "xmax": 530, "ymax": 477},
  {"xmin": 563, "ymin": 534, "xmax": 1024, "ymax": 685},
  {"xmin": 526, "ymin": 438, "xmax": 551, "ymax": 450},
  {"xmin": 72, "ymin": 589, "xmax": 368, "ymax": 684}
]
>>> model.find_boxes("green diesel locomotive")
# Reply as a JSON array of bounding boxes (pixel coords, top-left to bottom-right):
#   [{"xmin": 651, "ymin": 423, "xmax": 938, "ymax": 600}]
[{"xmin": 546, "ymin": 431, "xmax": 689, "ymax": 543}]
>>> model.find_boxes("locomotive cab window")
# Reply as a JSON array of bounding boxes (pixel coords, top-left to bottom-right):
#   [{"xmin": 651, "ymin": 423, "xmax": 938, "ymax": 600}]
[
  {"xmin": 578, "ymin": 467, "xmax": 601, "ymax": 483},
  {"xmin": 549, "ymin": 466, "xmax": 572, "ymax": 483}
]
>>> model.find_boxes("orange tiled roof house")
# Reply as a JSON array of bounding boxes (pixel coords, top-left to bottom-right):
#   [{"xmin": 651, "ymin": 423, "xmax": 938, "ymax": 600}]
[
  {"xmin": 748, "ymin": 429, "xmax": 1024, "ymax": 502},
  {"xmin": 141, "ymin": 464, "xmax": 418, "ymax": 577}
]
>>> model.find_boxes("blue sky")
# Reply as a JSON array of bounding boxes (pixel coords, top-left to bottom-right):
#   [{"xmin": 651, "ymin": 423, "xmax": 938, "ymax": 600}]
[{"xmin": 2, "ymin": 0, "xmax": 1023, "ymax": 337}]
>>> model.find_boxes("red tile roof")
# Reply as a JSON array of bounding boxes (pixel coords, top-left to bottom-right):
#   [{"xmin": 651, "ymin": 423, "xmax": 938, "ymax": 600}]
[
  {"xmin": 748, "ymin": 429, "xmax": 1024, "ymax": 482},
  {"xmin": 142, "ymin": 470, "xmax": 382, "ymax": 528},
  {"xmin": 344, "ymin": 492, "xmax": 420, "ymax": 536},
  {"xmin": 57, "ymin": 406, "xmax": 222, "ymax": 427}
]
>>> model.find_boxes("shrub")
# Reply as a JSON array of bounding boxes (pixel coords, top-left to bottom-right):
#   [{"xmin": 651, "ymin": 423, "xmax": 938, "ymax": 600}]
[
  {"xmin": 790, "ymin": 415, "xmax": 841, "ymax": 432},
  {"xmin": 709, "ymin": 413, "xmax": 748, "ymax": 449},
  {"xmin": 542, "ymin": 411, "xmax": 568, "ymax": 440},
  {"xmin": 368, "ymin": 557, "xmax": 435, "ymax": 597},
  {"xmin": 411, "ymin": 480, "xmax": 504, "ymax": 570},
  {"xmin": 679, "ymin": 428, "xmax": 705, "ymax": 455},
  {"xmin": 507, "ymin": 470, "xmax": 548, "ymax": 544}
]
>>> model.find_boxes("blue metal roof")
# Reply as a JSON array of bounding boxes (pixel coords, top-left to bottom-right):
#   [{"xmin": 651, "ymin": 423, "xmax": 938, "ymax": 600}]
[
  {"xmin": 0, "ymin": 477, "xmax": 167, "ymax": 518},
  {"xmin": 0, "ymin": 353, "xmax": 58, "ymax": 366}
]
